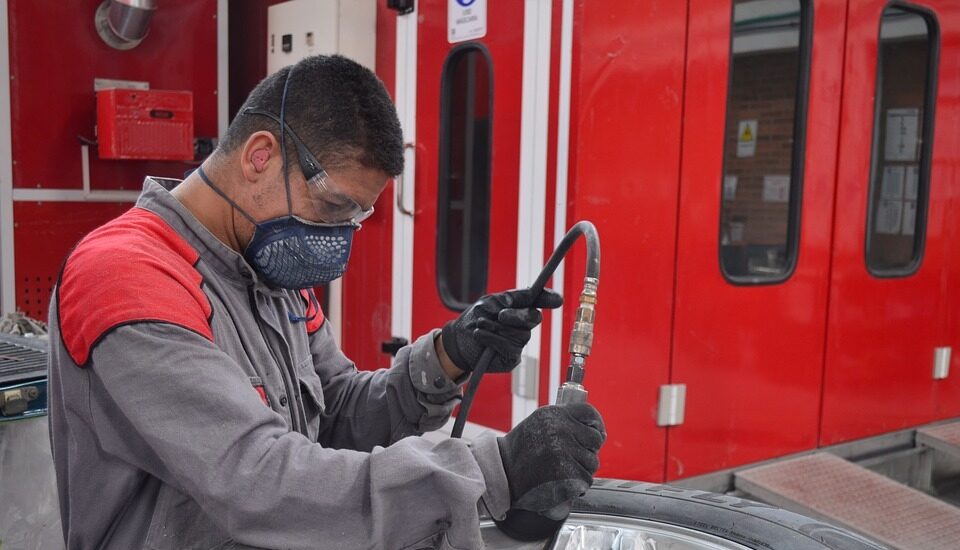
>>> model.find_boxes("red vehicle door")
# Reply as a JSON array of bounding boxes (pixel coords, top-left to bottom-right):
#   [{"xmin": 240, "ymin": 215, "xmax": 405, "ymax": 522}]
[
  {"xmin": 667, "ymin": 0, "xmax": 847, "ymax": 479},
  {"xmin": 821, "ymin": 0, "xmax": 960, "ymax": 445},
  {"xmin": 409, "ymin": 0, "xmax": 527, "ymax": 432}
]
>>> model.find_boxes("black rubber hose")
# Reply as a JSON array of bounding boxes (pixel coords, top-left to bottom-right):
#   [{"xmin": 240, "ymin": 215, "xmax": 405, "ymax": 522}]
[{"xmin": 450, "ymin": 220, "xmax": 600, "ymax": 439}]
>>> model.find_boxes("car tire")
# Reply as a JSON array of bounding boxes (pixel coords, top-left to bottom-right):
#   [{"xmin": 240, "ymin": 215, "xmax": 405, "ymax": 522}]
[{"xmin": 568, "ymin": 479, "xmax": 886, "ymax": 550}]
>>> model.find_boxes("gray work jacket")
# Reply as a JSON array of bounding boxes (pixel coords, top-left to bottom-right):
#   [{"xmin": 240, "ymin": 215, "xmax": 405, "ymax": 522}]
[{"xmin": 47, "ymin": 178, "xmax": 509, "ymax": 550}]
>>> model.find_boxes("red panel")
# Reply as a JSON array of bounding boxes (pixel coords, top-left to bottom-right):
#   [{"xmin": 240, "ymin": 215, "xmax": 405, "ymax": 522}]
[
  {"xmin": 821, "ymin": 0, "xmax": 960, "ymax": 444},
  {"xmin": 412, "ymin": 0, "xmax": 525, "ymax": 432},
  {"xmin": 667, "ymin": 0, "xmax": 847, "ymax": 479},
  {"xmin": 937, "ymin": 3, "xmax": 960, "ymax": 423},
  {"xmin": 14, "ymin": 201, "xmax": 132, "ymax": 320},
  {"xmin": 537, "ymin": 0, "xmax": 566, "ymax": 407},
  {"xmin": 340, "ymin": 4, "xmax": 398, "ymax": 372},
  {"xmin": 8, "ymin": 0, "xmax": 218, "ymax": 321},
  {"xmin": 562, "ymin": 0, "xmax": 689, "ymax": 482},
  {"xmin": 9, "ymin": 0, "xmax": 218, "ymax": 190}
]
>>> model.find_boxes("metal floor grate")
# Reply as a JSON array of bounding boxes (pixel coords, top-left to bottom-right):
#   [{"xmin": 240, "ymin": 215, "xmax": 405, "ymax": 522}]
[
  {"xmin": 917, "ymin": 422, "xmax": 960, "ymax": 457},
  {"xmin": 735, "ymin": 452, "xmax": 960, "ymax": 550},
  {"xmin": 0, "ymin": 335, "xmax": 48, "ymax": 385}
]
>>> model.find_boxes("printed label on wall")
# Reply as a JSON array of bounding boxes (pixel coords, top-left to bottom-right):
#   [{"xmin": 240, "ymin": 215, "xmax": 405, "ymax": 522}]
[
  {"xmin": 762, "ymin": 175, "xmax": 790, "ymax": 203},
  {"xmin": 737, "ymin": 120, "xmax": 757, "ymax": 158},
  {"xmin": 448, "ymin": 0, "xmax": 487, "ymax": 43},
  {"xmin": 884, "ymin": 108, "xmax": 919, "ymax": 161}
]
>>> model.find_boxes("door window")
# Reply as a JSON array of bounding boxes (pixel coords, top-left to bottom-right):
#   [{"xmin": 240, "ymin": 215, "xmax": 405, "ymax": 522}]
[
  {"xmin": 719, "ymin": 0, "xmax": 812, "ymax": 283},
  {"xmin": 865, "ymin": 6, "xmax": 939, "ymax": 276},
  {"xmin": 437, "ymin": 44, "xmax": 493, "ymax": 310}
]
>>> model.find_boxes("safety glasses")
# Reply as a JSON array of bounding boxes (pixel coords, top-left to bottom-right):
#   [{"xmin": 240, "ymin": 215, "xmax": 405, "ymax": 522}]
[{"xmin": 243, "ymin": 107, "xmax": 375, "ymax": 226}]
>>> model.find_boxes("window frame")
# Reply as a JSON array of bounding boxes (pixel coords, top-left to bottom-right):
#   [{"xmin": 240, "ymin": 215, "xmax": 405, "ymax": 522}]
[
  {"xmin": 864, "ymin": 2, "xmax": 940, "ymax": 278},
  {"xmin": 436, "ymin": 42, "xmax": 494, "ymax": 311},
  {"xmin": 717, "ymin": 0, "xmax": 814, "ymax": 286}
]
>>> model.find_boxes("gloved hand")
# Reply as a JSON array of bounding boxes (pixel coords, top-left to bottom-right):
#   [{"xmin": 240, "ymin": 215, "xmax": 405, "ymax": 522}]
[
  {"xmin": 440, "ymin": 288, "xmax": 563, "ymax": 373},
  {"xmin": 498, "ymin": 403, "xmax": 606, "ymax": 515}
]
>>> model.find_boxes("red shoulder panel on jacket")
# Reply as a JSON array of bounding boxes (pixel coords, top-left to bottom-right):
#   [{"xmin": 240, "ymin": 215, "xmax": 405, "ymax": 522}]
[
  {"xmin": 58, "ymin": 207, "xmax": 213, "ymax": 366},
  {"xmin": 298, "ymin": 289, "xmax": 326, "ymax": 334}
]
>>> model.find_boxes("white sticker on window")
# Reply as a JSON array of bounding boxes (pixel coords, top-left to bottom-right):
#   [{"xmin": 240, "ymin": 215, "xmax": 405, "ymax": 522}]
[
  {"xmin": 875, "ymin": 199, "xmax": 904, "ymax": 235},
  {"xmin": 881, "ymin": 165, "xmax": 905, "ymax": 199},
  {"xmin": 902, "ymin": 201, "xmax": 917, "ymax": 236},
  {"xmin": 762, "ymin": 175, "xmax": 790, "ymax": 203},
  {"xmin": 723, "ymin": 175, "xmax": 738, "ymax": 200},
  {"xmin": 904, "ymin": 164, "xmax": 920, "ymax": 200},
  {"xmin": 884, "ymin": 108, "xmax": 920, "ymax": 161},
  {"xmin": 448, "ymin": 0, "xmax": 487, "ymax": 44}
]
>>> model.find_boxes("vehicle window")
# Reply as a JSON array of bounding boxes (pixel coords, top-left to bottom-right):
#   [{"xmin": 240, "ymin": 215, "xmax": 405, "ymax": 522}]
[
  {"xmin": 719, "ymin": 0, "xmax": 811, "ymax": 283},
  {"xmin": 866, "ymin": 6, "xmax": 938, "ymax": 275},
  {"xmin": 437, "ymin": 44, "xmax": 492, "ymax": 310}
]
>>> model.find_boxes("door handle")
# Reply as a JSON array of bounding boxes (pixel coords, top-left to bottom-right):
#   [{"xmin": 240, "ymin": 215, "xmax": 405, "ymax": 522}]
[
  {"xmin": 396, "ymin": 142, "xmax": 417, "ymax": 217},
  {"xmin": 381, "ymin": 336, "xmax": 409, "ymax": 356}
]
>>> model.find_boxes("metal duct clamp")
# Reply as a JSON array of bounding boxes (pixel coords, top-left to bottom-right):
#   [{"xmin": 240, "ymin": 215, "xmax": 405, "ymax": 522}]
[{"xmin": 95, "ymin": 0, "xmax": 158, "ymax": 51}]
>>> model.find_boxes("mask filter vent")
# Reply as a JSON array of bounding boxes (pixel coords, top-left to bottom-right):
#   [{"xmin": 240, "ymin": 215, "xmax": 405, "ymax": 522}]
[{"xmin": 247, "ymin": 219, "xmax": 355, "ymax": 290}]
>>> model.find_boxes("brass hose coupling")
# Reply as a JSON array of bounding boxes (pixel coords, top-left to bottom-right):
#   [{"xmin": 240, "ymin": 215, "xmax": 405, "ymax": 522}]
[{"xmin": 557, "ymin": 276, "xmax": 598, "ymax": 405}]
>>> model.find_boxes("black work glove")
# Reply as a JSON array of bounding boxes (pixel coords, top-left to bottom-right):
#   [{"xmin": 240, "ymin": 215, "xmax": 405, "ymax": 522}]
[
  {"xmin": 440, "ymin": 288, "xmax": 563, "ymax": 373},
  {"xmin": 497, "ymin": 403, "xmax": 606, "ymax": 516}
]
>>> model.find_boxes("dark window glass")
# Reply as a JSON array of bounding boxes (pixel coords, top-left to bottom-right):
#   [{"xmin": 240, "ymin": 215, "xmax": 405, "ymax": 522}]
[
  {"xmin": 866, "ymin": 7, "xmax": 938, "ymax": 275},
  {"xmin": 437, "ymin": 44, "xmax": 492, "ymax": 311},
  {"xmin": 719, "ymin": 0, "xmax": 811, "ymax": 283}
]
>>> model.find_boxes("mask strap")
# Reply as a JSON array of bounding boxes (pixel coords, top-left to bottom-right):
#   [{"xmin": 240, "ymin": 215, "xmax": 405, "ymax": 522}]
[
  {"xmin": 288, "ymin": 289, "xmax": 321, "ymax": 323},
  {"xmin": 279, "ymin": 67, "xmax": 295, "ymax": 215},
  {"xmin": 196, "ymin": 166, "xmax": 259, "ymax": 226}
]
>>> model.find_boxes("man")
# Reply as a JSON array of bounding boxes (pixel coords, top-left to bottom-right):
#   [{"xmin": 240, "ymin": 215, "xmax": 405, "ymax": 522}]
[{"xmin": 48, "ymin": 55, "xmax": 605, "ymax": 549}]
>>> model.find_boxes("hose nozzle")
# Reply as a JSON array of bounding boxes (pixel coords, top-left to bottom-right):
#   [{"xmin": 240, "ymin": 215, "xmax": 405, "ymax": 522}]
[{"xmin": 557, "ymin": 276, "xmax": 598, "ymax": 405}]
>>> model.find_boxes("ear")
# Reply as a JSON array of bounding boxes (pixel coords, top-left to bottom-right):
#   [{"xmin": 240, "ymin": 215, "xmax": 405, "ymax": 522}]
[{"xmin": 240, "ymin": 131, "xmax": 279, "ymax": 181}]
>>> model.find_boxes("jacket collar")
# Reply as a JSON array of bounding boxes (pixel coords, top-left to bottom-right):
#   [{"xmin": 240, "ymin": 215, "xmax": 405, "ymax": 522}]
[{"xmin": 135, "ymin": 177, "xmax": 262, "ymax": 287}]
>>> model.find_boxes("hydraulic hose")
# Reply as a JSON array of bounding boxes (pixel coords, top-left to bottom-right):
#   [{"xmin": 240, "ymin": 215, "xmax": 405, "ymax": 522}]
[
  {"xmin": 450, "ymin": 221, "xmax": 601, "ymax": 541},
  {"xmin": 450, "ymin": 221, "xmax": 600, "ymax": 439}
]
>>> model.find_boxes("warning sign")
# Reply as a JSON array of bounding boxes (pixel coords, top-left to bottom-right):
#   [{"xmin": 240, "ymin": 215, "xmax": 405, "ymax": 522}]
[
  {"xmin": 737, "ymin": 120, "xmax": 757, "ymax": 158},
  {"xmin": 448, "ymin": 0, "xmax": 487, "ymax": 44}
]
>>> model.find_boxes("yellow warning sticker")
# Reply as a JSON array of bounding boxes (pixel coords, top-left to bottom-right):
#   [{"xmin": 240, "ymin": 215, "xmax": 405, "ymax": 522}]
[{"xmin": 737, "ymin": 120, "xmax": 757, "ymax": 158}]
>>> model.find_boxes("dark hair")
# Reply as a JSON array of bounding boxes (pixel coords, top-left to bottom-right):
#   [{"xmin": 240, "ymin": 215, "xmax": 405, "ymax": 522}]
[{"xmin": 221, "ymin": 55, "xmax": 404, "ymax": 177}]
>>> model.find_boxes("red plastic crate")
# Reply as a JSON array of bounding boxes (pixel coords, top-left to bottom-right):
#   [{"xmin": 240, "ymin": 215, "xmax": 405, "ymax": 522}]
[{"xmin": 96, "ymin": 88, "xmax": 194, "ymax": 161}]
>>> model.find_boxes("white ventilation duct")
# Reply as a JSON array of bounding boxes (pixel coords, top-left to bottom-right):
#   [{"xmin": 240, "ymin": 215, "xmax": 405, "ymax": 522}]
[{"xmin": 95, "ymin": 0, "xmax": 158, "ymax": 50}]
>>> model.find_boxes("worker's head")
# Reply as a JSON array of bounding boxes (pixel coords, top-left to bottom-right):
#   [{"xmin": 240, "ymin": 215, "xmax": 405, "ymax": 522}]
[
  {"xmin": 201, "ymin": 55, "xmax": 403, "ymax": 289},
  {"xmin": 217, "ymin": 54, "xmax": 403, "ymax": 223}
]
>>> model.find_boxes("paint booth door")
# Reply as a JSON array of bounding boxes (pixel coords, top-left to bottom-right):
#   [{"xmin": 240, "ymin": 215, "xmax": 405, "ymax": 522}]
[
  {"xmin": 667, "ymin": 0, "xmax": 846, "ymax": 479},
  {"xmin": 409, "ymin": 0, "xmax": 525, "ymax": 433},
  {"xmin": 820, "ymin": 0, "xmax": 960, "ymax": 446}
]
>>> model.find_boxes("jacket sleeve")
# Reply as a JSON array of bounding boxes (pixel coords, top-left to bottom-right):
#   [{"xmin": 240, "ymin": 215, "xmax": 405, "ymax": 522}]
[
  {"xmin": 310, "ymin": 321, "xmax": 465, "ymax": 451},
  {"xmin": 86, "ymin": 322, "xmax": 510, "ymax": 549}
]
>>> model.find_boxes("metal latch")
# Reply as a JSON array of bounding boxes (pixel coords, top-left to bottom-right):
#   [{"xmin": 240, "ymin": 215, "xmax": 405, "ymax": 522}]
[
  {"xmin": 381, "ymin": 337, "xmax": 409, "ymax": 357},
  {"xmin": 657, "ymin": 384, "xmax": 686, "ymax": 427},
  {"xmin": 387, "ymin": 0, "xmax": 415, "ymax": 16},
  {"xmin": 512, "ymin": 355, "xmax": 538, "ymax": 400},
  {"xmin": 1, "ymin": 386, "xmax": 39, "ymax": 417},
  {"xmin": 934, "ymin": 347, "xmax": 952, "ymax": 380}
]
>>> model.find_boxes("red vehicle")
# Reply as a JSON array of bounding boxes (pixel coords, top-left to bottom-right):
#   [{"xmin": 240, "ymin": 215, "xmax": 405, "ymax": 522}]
[{"xmin": 2, "ymin": 0, "xmax": 958, "ymax": 493}]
